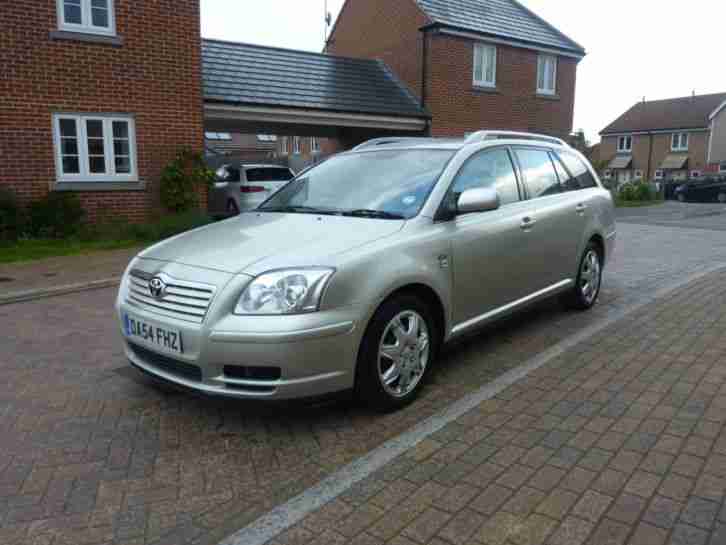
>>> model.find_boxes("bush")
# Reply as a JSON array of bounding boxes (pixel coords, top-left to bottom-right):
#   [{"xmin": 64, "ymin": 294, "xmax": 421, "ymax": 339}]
[
  {"xmin": 635, "ymin": 182, "xmax": 652, "ymax": 201},
  {"xmin": 160, "ymin": 149, "xmax": 215, "ymax": 213},
  {"xmin": 28, "ymin": 193, "xmax": 85, "ymax": 238},
  {"xmin": 0, "ymin": 188, "xmax": 23, "ymax": 242}
]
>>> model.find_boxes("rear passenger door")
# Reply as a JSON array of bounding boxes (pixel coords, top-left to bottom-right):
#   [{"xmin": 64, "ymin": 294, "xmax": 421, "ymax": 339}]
[{"xmin": 512, "ymin": 147, "xmax": 583, "ymax": 290}]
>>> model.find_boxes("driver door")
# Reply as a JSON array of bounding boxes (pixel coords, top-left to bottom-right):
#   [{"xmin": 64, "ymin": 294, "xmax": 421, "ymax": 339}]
[{"xmin": 442, "ymin": 147, "xmax": 533, "ymax": 328}]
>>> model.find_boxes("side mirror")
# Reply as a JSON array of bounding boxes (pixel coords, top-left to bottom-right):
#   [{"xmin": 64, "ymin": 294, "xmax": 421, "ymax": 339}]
[{"xmin": 457, "ymin": 187, "xmax": 500, "ymax": 214}]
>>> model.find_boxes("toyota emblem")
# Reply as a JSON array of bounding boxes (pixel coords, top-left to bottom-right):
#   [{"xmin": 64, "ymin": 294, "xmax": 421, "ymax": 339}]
[{"xmin": 148, "ymin": 277, "xmax": 167, "ymax": 299}]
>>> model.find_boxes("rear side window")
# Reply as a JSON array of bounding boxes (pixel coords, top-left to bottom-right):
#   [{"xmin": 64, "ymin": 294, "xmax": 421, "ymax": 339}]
[
  {"xmin": 450, "ymin": 148, "xmax": 521, "ymax": 206},
  {"xmin": 514, "ymin": 148, "xmax": 561, "ymax": 198},
  {"xmin": 557, "ymin": 152, "xmax": 598, "ymax": 190},
  {"xmin": 245, "ymin": 168, "xmax": 294, "ymax": 182}
]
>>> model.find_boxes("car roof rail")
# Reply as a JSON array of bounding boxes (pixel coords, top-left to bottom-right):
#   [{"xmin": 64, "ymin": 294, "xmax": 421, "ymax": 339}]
[
  {"xmin": 352, "ymin": 137, "xmax": 462, "ymax": 151},
  {"xmin": 465, "ymin": 131, "xmax": 570, "ymax": 147}
]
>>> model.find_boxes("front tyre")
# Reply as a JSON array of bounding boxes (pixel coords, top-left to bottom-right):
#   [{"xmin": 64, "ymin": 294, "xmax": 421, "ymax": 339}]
[
  {"xmin": 563, "ymin": 243, "xmax": 603, "ymax": 311},
  {"xmin": 355, "ymin": 295, "xmax": 437, "ymax": 411}
]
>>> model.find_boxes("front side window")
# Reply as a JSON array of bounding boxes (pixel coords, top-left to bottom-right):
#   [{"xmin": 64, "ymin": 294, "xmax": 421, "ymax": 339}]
[
  {"xmin": 57, "ymin": 0, "xmax": 115, "ymax": 35},
  {"xmin": 558, "ymin": 152, "xmax": 598, "ymax": 190},
  {"xmin": 473, "ymin": 43, "xmax": 497, "ymax": 87},
  {"xmin": 617, "ymin": 135, "xmax": 633, "ymax": 152},
  {"xmin": 672, "ymin": 132, "xmax": 689, "ymax": 152},
  {"xmin": 515, "ymin": 148, "xmax": 561, "ymax": 198},
  {"xmin": 53, "ymin": 114, "xmax": 136, "ymax": 182},
  {"xmin": 537, "ymin": 54, "xmax": 557, "ymax": 95},
  {"xmin": 260, "ymin": 150, "xmax": 455, "ymax": 219},
  {"xmin": 449, "ymin": 148, "xmax": 520, "ymax": 207}
]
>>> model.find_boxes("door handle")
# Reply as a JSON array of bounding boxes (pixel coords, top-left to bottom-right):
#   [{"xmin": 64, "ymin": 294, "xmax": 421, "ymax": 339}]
[{"xmin": 520, "ymin": 216, "xmax": 536, "ymax": 230}]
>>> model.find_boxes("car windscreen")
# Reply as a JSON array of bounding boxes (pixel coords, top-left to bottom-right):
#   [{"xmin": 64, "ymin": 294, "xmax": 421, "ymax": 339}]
[
  {"xmin": 245, "ymin": 167, "xmax": 294, "ymax": 182},
  {"xmin": 258, "ymin": 149, "xmax": 455, "ymax": 219}
]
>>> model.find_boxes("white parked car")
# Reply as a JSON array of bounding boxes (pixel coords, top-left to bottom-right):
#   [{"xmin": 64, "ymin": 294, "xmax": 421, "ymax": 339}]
[{"xmin": 208, "ymin": 164, "xmax": 295, "ymax": 216}]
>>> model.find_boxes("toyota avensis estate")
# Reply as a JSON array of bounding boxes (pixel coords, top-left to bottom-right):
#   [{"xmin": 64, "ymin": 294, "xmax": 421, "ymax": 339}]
[{"xmin": 116, "ymin": 131, "xmax": 616, "ymax": 410}]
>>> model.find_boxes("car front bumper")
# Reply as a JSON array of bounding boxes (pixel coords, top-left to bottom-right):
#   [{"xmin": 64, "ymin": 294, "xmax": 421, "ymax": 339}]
[{"xmin": 117, "ymin": 267, "xmax": 365, "ymax": 400}]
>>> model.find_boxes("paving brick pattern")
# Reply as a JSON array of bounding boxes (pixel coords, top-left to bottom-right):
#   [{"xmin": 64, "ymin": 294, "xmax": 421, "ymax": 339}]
[
  {"xmin": 283, "ymin": 271, "xmax": 726, "ymax": 545},
  {"xmin": 1, "ymin": 218, "xmax": 726, "ymax": 545}
]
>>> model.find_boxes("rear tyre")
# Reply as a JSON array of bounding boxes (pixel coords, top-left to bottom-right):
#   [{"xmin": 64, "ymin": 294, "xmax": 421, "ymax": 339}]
[
  {"xmin": 563, "ymin": 242, "xmax": 603, "ymax": 311},
  {"xmin": 227, "ymin": 199, "xmax": 240, "ymax": 216},
  {"xmin": 355, "ymin": 295, "xmax": 438, "ymax": 412}
]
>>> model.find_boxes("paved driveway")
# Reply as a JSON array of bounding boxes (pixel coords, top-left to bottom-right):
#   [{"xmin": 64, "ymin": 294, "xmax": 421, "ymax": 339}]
[{"xmin": 1, "ymin": 204, "xmax": 726, "ymax": 545}]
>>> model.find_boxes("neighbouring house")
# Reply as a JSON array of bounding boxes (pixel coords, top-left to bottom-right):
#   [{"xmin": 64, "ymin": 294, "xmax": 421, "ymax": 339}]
[
  {"xmin": 709, "ymin": 99, "xmax": 726, "ymax": 175},
  {"xmin": 205, "ymin": 133, "xmax": 278, "ymax": 159},
  {"xmin": 325, "ymin": 0, "xmax": 585, "ymax": 142},
  {"xmin": 276, "ymin": 136, "xmax": 324, "ymax": 172},
  {"xmin": 600, "ymin": 93, "xmax": 726, "ymax": 186},
  {"xmin": 1, "ymin": 0, "xmax": 204, "ymax": 223}
]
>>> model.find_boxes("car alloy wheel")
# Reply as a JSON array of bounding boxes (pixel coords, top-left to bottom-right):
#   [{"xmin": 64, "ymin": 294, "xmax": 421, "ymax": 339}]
[
  {"xmin": 377, "ymin": 310, "xmax": 429, "ymax": 398},
  {"xmin": 579, "ymin": 249, "xmax": 601, "ymax": 306}
]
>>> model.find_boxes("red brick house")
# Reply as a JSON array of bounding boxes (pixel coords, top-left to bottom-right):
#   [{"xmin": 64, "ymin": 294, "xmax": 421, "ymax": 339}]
[
  {"xmin": 0, "ymin": 0, "xmax": 204, "ymax": 223},
  {"xmin": 325, "ymin": 0, "xmax": 585, "ymax": 141}
]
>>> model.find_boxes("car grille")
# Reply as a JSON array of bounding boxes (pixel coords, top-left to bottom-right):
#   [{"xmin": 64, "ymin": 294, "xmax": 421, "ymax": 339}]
[
  {"xmin": 129, "ymin": 343, "xmax": 203, "ymax": 382},
  {"xmin": 126, "ymin": 270, "xmax": 215, "ymax": 324}
]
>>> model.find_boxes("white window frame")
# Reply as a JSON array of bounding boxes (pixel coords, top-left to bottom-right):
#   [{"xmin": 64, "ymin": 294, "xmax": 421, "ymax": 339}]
[
  {"xmin": 537, "ymin": 54, "xmax": 558, "ymax": 95},
  {"xmin": 257, "ymin": 134, "xmax": 277, "ymax": 142},
  {"xmin": 672, "ymin": 132, "xmax": 689, "ymax": 152},
  {"xmin": 617, "ymin": 135, "xmax": 633, "ymax": 153},
  {"xmin": 310, "ymin": 137, "xmax": 320, "ymax": 153},
  {"xmin": 56, "ymin": 0, "xmax": 116, "ymax": 36},
  {"xmin": 52, "ymin": 113, "xmax": 137, "ymax": 183},
  {"xmin": 472, "ymin": 43, "xmax": 497, "ymax": 88},
  {"xmin": 293, "ymin": 136, "xmax": 301, "ymax": 155},
  {"xmin": 280, "ymin": 137, "xmax": 289, "ymax": 155},
  {"xmin": 654, "ymin": 170, "xmax": 664, "ymax": 180},
  {"xmin": 205, "ymin": 132, "xmax": 231, "ymax": 141}
]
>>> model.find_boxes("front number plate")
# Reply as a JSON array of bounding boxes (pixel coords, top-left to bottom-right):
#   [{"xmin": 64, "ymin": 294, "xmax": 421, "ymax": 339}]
[{"xmin": 123, "ymin": 313, "xmax": 184, "ymax": 355}]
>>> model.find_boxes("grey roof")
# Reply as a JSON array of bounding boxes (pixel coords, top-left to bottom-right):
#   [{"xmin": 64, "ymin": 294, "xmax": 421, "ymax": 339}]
[
  {"xmin": 202, "ymin": 40, "xmax": 429, "ymax": 119},
  {"xmin": 608, "ymin": 155, "xmax": 632, "ymax": 170},
  {"xmin": 416, "ymin": 0, "xmax": 585, "ymax": 55}
]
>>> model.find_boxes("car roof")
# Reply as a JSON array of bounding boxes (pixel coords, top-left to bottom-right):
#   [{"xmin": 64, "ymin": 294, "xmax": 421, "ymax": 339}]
[{"xmin": 351, "ymin": 132, "xmax": 571, "ymax": 153}]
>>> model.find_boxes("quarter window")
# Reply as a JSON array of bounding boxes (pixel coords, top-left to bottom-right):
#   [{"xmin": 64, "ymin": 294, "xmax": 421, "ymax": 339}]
[
  {"xmin": 53, "ymin": 114, "xmax": 136, "ymax": 182},
  {"xmin": 617, "ymin": 135, "xmax": 633, "ymax": 152},
  {"xmin": 672, "ymin": 132, "xmax": 689, "ymax": 152},
  {"xmin": 558, "ymin": 152, "xmax": 598, "ymax": 190},
  {"xmin": 515, "ymin": 148, "xmax": 561, "ymax": 198},
  {"xmin": 57, "ymin": 0, "xmax": 115, "ymax": 35},
  {"xmin": 537, "ymin": 54, "xmax": 557, "ymax": 95},
  {"xmin": 450, "ymin": 148, "xmax": 520, "ymax": 207},
  {"xmin": 473, "ymin": 43, "xmax": 497, "ymax": 87}
]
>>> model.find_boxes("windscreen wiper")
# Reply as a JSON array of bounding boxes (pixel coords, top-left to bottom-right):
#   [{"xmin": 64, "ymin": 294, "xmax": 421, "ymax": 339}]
[{"xmin": 343, "ymin": 209, "xmax": 406, "ymax": 220}]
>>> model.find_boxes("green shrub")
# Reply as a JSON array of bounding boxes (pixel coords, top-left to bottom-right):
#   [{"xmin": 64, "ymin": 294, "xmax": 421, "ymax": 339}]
[
  {"xmin": 0, "ymin": 188, "xmax": 23, "ymax": 242},
  {"xmin": 160, "ymin": 149, "xmax": 215, "ymax": 213},
  {"xmin": 635, "ymin": 183, "xmax": 652, "ymax": 201},
  {"xmin": 619, "ymin": 183, "xmax": 636, "ymax": 201},
  {"xmin": 28, "ymin": 193, "xmax": 85, "ymax": 238}
]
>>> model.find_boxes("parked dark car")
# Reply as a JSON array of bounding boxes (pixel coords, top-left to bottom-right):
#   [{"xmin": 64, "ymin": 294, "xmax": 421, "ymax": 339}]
[{"xmin": 674, "ymin": 177, "xmax": 726, "ymax": 203}]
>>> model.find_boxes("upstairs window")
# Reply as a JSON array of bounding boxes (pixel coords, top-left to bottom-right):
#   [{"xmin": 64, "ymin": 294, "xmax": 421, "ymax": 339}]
[
  {"xmin": 205, "ymin": 132, "xmax": 231, "ymax": 141},
  {"xmin": 672, "ymin": 132, "xmax": 689, "ymax": 152},
  {"xmin": 57, "ymin": 0, "xmax": 115, "ymax": 35},
  {"xmin": 537, "ymin": 54, "xmax": 557, "ymax": 95},
  {"xmin": 473, "ymin": 43, "xmax": 497, "ymax": 88},
  {"xmin": 617, "ymin": 135, "xmax": 633, "ymax": 153},
  {"xmin": 53, "ymin": 114, "xmax": 136, "ymax": 182}
]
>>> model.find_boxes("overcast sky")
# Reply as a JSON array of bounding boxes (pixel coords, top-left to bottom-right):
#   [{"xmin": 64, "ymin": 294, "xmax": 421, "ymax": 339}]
[{"xmin": 201, "ymin": 0, "xmax": 726, "ymax": 143}]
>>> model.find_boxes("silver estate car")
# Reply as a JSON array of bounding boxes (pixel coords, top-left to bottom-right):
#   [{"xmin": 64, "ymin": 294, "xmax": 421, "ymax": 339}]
[
  {"xmin": 117, "ymin": 131, "xmax": 616, "ymax": 410},
  {"xmin": 208, "ymin": 163, "xmax": 295, "ymax": 216}
]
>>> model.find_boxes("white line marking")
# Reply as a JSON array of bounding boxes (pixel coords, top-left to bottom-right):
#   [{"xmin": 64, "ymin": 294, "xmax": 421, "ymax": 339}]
[{"xmin": 219, "ymin": 262, "xmax": 726, "ymax": 545}]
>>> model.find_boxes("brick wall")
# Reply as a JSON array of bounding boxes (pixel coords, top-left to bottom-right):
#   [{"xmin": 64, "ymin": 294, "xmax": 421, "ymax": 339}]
[
  {"xmin": 425, "ymin": 34, "xmax": 577, "ymax": 138},
  {"xmin": 0, "ymin": 0, "xmax": 204, "ymax": 223},
  {"xmin": 326, "ymin": 0, "xmax": 428, "ymax": 101}
]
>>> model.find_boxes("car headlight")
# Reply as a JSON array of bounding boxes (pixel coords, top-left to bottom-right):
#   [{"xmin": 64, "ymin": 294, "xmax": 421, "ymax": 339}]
[{"xmin": 234, "ymin": 268, "xmax": 335, "ymax": 315}]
